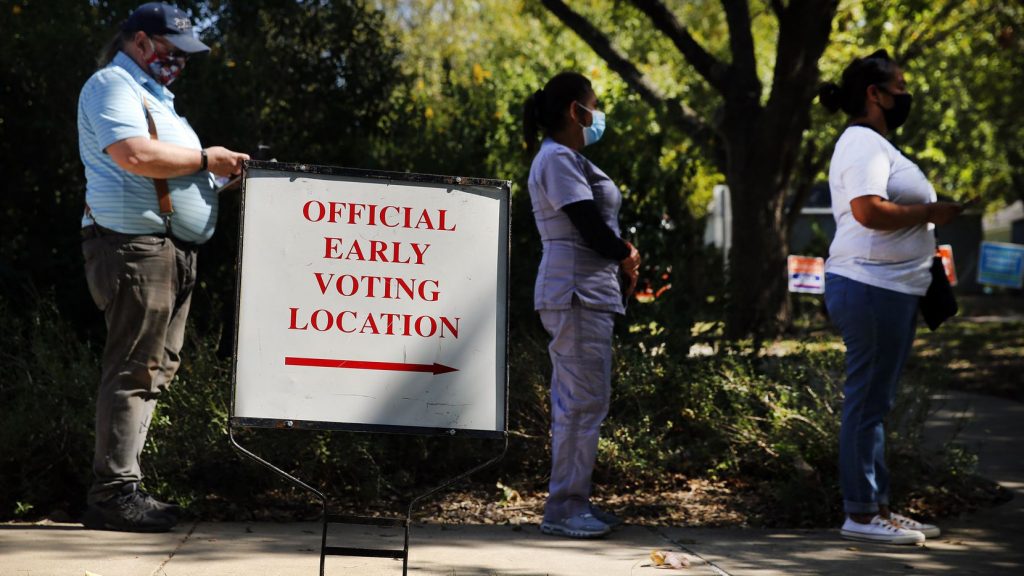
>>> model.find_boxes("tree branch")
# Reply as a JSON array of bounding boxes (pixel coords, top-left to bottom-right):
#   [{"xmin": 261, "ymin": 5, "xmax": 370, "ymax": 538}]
[
  {"xmin": 539, "ymin": 0, "xmax": 713, "ymax": 143},
  {"xmin": 765, "ymin": 0, "xmax": 837, "ymax": 120},
  {"xmin": 756, "ymin": 0, "xmax": 838, "ymax": 201},
  {"xmin": 721, "ymin": 0, "xmax": 759, "ymax": 88},
  {"xmin": 629, "ymin": 0, "xmax": 730, "ymax": 93}
]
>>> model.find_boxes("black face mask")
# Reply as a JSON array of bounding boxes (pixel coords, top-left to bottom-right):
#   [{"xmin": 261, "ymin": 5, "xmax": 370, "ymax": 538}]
[{"xmin": 877, "ymin": 87, "xmax": 913, "ymax": 130}]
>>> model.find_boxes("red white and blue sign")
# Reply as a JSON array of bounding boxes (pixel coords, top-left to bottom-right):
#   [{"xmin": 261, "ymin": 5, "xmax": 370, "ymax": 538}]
[{"xmin": 787, "ymin": 255, "xmax": 825, "ymax": 294}]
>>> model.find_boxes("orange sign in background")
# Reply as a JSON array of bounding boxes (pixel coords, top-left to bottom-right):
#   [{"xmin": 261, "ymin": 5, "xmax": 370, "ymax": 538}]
[{"xmin": 937, "ymin": 244, "xmax": 957, "ymax": 286}]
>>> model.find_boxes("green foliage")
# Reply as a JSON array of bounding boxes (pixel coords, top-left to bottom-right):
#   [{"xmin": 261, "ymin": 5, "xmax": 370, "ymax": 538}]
[
  {"xmin": 0, "ymin": 289, "xmax": 98, "ymax": 517},
  {"xmin": 13, "ymin": 501, "xmax": 35, "ymax": 517},
  {"xmin": 594, "ymin": 339, "xmax": 844, "ymax": 525},
  {"xmin": 815, "ymin": 0, "xmax": 1024, "ymax": 207},
  {"xmin": 1, "ymin": 0, "xmax": 105, "ymax": 330},
  {"xmin": 179, "ymin": 1, "xmax": 403, "ymax": 168}
]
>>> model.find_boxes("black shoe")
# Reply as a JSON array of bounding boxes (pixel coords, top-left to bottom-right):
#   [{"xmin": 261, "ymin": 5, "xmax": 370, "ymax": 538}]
[
  {"xmin": 82, "ymin": 483, "xmax": 178, "ymax": 533},
  {"xmin": 135, "ymin": 485, "xmax": 181, "ymax": 517}
]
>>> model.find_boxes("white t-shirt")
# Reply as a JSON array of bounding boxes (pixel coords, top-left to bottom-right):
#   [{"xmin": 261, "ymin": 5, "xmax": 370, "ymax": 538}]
[{"xmin": 826, "ymin": 126, "xmax": 937, "ymax": 296}]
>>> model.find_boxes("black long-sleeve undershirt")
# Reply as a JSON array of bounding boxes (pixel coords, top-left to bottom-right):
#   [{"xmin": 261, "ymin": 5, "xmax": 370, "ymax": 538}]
[{"xmin": 561, "ymin": 199, "xmax": 630, "ymax": 261}]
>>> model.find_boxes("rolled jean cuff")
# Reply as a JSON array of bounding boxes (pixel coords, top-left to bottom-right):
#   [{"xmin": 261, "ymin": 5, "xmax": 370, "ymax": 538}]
[{"xmin": 844, "ymin": 500, "xmax": 880, "ymax": 515}]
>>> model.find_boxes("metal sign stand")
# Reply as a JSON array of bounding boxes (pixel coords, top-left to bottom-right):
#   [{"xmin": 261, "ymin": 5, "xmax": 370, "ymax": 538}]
[{"xmin": 229, "ymin": 426, "xmax": 507, "ymax": 576}]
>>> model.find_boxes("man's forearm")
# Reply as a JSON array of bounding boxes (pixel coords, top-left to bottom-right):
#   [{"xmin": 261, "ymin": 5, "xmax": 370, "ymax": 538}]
[{"xmin": 106, "ymin": 136, "xmax": 204, "ymax": 179}]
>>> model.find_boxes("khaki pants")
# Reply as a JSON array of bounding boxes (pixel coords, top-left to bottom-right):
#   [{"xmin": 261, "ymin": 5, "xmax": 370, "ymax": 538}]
[{"xmin": 82, "ymin": 226, "xmax": 197, "ymax": 503}]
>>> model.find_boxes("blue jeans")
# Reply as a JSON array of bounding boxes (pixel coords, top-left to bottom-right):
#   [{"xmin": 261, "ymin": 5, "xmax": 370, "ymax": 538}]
[{"xmin": 824, "ymin": 273, "xmax": 919, "ymax": 515}]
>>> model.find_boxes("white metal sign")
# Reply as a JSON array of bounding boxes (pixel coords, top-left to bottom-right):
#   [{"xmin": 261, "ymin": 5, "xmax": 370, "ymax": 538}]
[{"xmin": 232, "ymin": 165, "xmax": 509, "ymax": 436}]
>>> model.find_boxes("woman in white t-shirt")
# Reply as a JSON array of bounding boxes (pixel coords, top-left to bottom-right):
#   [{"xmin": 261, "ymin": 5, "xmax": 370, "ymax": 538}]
[
  {"xmin": 522, "ymin": 72, "xmax": 641, "ymax": 539},
  {"xmin": 819, "ymin": 50, "xmax": 963, "ymax": 545}
]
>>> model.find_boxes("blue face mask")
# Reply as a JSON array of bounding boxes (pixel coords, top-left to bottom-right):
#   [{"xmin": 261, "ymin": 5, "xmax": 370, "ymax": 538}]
[{"xmin": 576, "ymin": 102, "xmax": 606, "ymax": 146}]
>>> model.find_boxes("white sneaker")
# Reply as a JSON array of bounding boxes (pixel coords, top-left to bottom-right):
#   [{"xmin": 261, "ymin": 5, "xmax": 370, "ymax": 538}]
[
  {"xmin": 540, "ymin": 513, "xmax": 610, "ymax": 538},
  {"xmin": 840, "ymin": 515, "xmax": 925, "ymax": 544},
  {"xmin": 889, "ymin": 512, "xmax": 940, "ymax": 538}
]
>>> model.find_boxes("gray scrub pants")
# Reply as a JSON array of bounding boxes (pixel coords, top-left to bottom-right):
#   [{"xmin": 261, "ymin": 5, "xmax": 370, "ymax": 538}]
[
  {"xmin": 539, "ymin": 300, "xmax": 614, "ymax": 522},
  {"xmin": 82, "ymin": 226, "xmax": 197, "ymax": 504}
]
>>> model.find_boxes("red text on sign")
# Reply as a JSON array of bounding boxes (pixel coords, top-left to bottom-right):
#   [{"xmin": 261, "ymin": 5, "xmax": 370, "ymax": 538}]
[
  {"xmin": 302, "ymin": 201, "xmax": 456, "ymax": 232},
  {"xmin": 313, "ymin": 273, "xmax": 440, "ymax": 301},
  {"xmin": 323, "ymin": 237, "xmax": 429, "ymax": 265},
  {"xmin": 288, "ymin": 308, "xmax": 460, "ymax": 338}
]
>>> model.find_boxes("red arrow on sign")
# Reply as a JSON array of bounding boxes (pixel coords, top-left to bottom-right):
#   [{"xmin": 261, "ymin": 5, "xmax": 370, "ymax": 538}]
[{"xmin": 284, "ymin": 356, "xmax": 458, "ymax": 375}]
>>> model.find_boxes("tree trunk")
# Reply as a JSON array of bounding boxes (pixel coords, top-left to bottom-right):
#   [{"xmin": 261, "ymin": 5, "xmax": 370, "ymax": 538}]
[
  {"xmin": 719, "ymin": 94, "xmax": 809, "ymax": 339},
  {"xmin": 719, "ymin": 0, "xmax": 837, "ymax": 339},
  {"xmin": 726, "ymin": 177, "xmax": 792, "ymax": 340}
]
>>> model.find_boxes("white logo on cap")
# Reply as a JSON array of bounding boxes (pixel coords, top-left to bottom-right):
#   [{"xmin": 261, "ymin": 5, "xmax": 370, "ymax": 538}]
[{"xmin": 174, "ymin": 17, "xmax": 192, "ymax": 31}]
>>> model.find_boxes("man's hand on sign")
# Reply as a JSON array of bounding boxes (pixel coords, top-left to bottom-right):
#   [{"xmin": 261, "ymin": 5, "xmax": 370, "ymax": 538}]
[{"xmin": 204, "ymin": 146, "xmax": 249, "ymax": 177}]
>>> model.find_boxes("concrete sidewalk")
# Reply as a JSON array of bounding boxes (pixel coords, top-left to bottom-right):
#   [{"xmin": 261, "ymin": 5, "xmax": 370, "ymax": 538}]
[
  {"xmin": 1, "ymin": 516, "xmax": 1019, "ymax": 576},
  {"xmin": 2, "ymin": 391, "xmax": 1021, "ymax": 576}
]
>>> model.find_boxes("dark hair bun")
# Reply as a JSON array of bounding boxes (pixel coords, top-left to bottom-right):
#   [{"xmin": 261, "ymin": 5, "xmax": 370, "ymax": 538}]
[{"xmin": 818, "ymin": 82, "xmax": 843, "ymax": 113}]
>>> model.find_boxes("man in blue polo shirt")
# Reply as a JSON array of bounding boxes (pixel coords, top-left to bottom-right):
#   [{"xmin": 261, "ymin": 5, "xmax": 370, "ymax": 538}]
[{"xmin": 78, "ymin": 2, "xmax": 248, "ymax": 532}]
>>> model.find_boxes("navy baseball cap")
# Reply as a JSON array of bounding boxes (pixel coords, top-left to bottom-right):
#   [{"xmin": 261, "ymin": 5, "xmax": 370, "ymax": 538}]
[{"xmin": 122, "ymin": 2, "xmax": 210, "ymax": 54}]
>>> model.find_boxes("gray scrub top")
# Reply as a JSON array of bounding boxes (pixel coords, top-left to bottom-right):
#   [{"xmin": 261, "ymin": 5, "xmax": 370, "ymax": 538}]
[{"xmin": 528, "ymin": 138, "xmax": 625, "ymax": 314}]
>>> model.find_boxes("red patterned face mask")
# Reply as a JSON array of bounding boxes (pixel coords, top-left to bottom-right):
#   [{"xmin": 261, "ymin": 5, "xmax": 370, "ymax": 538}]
[{"xmin": 145, "ymin": 39, "xmax": 186, "ymax": 86}]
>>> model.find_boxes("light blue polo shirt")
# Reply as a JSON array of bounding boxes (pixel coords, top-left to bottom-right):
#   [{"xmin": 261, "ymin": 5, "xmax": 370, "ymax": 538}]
[{"xmin": 78, "ymin": 51, "xmax": 217, "ymax": 243}]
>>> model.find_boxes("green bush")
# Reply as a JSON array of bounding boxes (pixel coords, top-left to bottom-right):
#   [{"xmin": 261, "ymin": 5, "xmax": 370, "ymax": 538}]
[
  {"xmin": 0, "ymin": 289, "xmax": 985, "ymax": 527},
  {"xmin": 593, "ymin": 340, "xmax": 844, "ymax": 525},
  {"xmin": 0, "ymin": 290, "xmax": 98, "ymax": 518}
]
